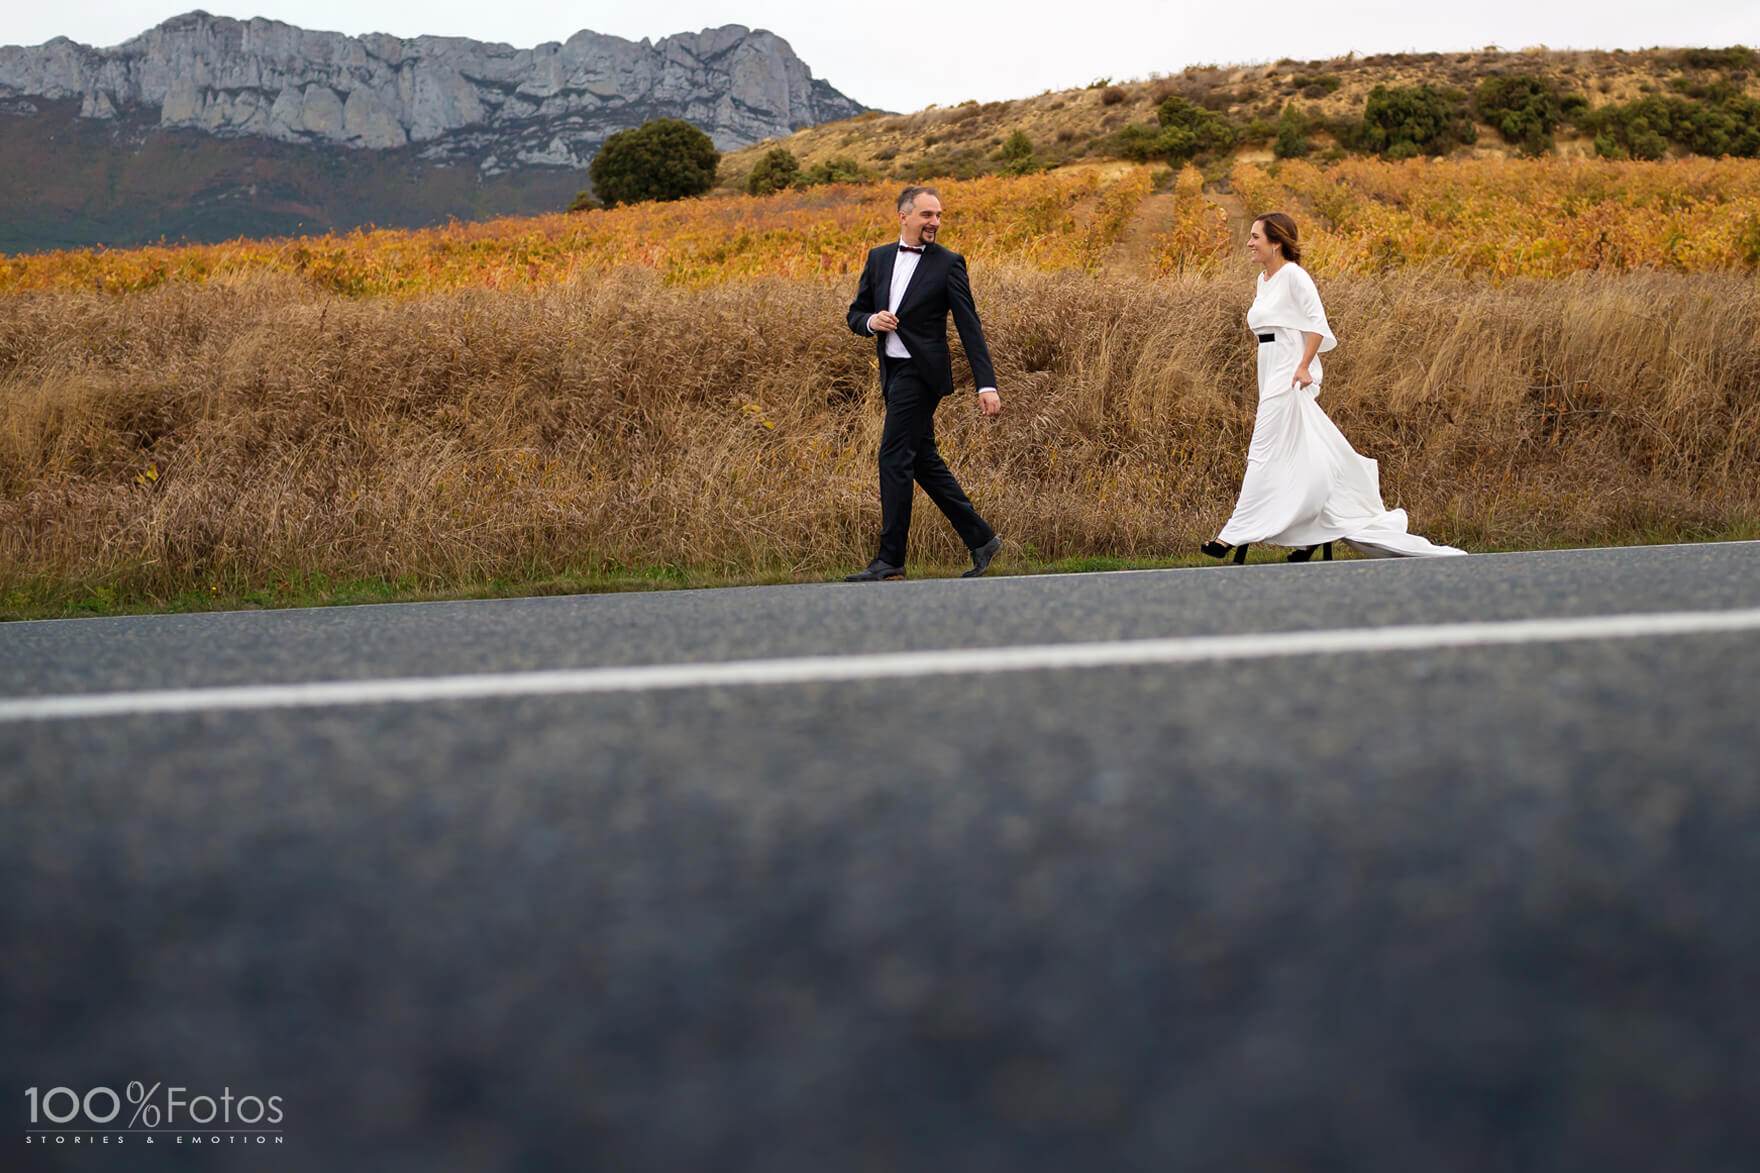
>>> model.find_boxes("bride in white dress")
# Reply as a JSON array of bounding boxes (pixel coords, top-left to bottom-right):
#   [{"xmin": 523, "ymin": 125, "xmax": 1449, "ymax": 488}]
[{"xmin": 1200, "ymin": 213, "xmax": 1467, "ymax": 564}]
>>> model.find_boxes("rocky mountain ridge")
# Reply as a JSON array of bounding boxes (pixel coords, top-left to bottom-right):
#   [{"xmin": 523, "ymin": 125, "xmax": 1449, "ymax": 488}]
[{"xmin": 0, "ymin": 11, "xmax": 866, "ymax": 176}]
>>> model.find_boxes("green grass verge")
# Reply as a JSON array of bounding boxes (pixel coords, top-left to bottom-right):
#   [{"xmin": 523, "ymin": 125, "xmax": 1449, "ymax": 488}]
[{"xmin": 4, "ymin": 526, "xmax": 1757, "ymax": 622}]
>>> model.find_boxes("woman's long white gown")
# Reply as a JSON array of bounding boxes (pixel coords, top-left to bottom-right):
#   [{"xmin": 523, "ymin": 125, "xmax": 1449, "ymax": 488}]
[{"xmin": 1216, "ymin": 264, "xmax": 1465, "ymax": 559}]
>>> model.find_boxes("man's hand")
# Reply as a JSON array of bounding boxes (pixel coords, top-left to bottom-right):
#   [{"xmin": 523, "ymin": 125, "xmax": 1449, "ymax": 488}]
[
  {"xmin": 869, "ymin": 311, "xmax": 899, "ymax": 333},
  {"xmin": 977, "ymin": 390, "xmax": 1002, "ymax": 417}
]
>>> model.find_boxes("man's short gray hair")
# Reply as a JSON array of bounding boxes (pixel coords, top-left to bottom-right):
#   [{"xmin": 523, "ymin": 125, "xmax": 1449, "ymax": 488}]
[{"xmin": 897, "ymin": 185, "xmax": 941, "ymax": 214}]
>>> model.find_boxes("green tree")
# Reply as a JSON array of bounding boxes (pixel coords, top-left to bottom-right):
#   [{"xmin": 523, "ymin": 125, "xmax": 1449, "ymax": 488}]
[
  {"xmin": 797, "ymin": 156, "xmax": 870, "ymax": 187},
  {"xmin": 1581, "ymin": 87, "xmax": 1760, "ymax": 159},
  {"xmin": 589, "ymin": 118, "xmax": 720, "ymax": 208},
  {"xmin": 1110, "ymin": 124, "xmax": 1165, "ymax": 162},
  {"xmin": 1155, "ymin": 95, "xmax": 1237, "ymax": 161},
  {"xmin": 565, "ymin": 191, "xmax": 602, "ymax": 213},
  {"xmin": 1273, "ymin": 105, "xmax": 1312, "ymax": 159},
  {"xmin": 1626, "ymin": 115, "xmax": 1670, "ymax": 160},
  {"xmin": 746, "ymin": 147, "xmax": 801, "ymax": 196},
  {"xmin": 1109, "ymin": 96, "xmax": 1239, "ymax": 164},
  {"xmin": 998, "ymin": 130, "xmax": 1036, "ymax": 175},
  {"xmin": 1361, "ymin": 84, "xmax": 1476, "ymax": 158},
  {"xmin": 1475, "ymin": 75, "xmax": 1577, "ymax": 155}
]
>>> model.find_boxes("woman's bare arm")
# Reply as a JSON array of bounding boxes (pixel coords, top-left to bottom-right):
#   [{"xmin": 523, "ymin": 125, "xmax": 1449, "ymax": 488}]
[{"xmin": 1293, "ymin": 331, "xmax": 1323, "ymax": 389}]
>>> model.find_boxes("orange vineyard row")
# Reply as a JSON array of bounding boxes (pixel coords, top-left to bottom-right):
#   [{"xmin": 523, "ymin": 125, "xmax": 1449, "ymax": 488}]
[
  {"xmin": 0, "ymin": 169, "xmax": 1148, "ymax": 297},
  {"xmin": 1215, "ymin": 156, "xmax": 1760, "ymax": 278},
  {"xmin": 2, "ymin": 158, "xmax": 1757, "ymax": 294}
]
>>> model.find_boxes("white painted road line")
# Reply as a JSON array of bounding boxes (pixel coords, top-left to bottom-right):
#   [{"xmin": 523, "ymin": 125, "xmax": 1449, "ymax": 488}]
[{"xmin": 5, "ymin": 607, "xmax": 1760, "ymax": 723}]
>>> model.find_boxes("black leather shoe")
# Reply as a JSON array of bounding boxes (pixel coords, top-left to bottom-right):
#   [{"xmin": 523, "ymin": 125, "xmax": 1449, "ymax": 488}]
[
  {"xmin": 961, "ymin": 535, "xmax": 1002, "ymax": 578},
  {"xmin": 844, "ymin": 560, "xmax": 906, "ymax": 582}
]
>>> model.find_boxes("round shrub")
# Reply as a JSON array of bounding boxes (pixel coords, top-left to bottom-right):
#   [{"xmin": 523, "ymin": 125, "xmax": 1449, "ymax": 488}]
[{"xmin": 590, "ymin": 119, "xmax": 720, "ymax": 208}]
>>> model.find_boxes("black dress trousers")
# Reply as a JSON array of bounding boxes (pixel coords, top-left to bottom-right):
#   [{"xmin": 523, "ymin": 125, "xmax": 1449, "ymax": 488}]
[{"xmin": 876, "ymin": 360, "xmax": 993, "ymax": 566}]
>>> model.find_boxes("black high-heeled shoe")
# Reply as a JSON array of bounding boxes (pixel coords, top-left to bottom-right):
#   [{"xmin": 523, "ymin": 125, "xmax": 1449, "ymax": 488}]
[
  {"xmin": 1201, "ymin": 540, "xmax": 1250, "ymax": 564},
  {"xmin": 1287, "ymin": 541, "xmax": 1334, "ymax": 563}
]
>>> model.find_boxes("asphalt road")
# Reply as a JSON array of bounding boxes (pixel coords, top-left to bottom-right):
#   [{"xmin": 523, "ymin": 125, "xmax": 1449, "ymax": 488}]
[{"xmin": 4, "ymin": 542, "xmax": 1760, "ymax": 1171}]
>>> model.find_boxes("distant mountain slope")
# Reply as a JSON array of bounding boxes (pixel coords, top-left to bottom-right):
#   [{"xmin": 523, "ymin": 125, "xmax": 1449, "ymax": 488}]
[
  {"xmin": 719, "ymin": 46, "xmax": 1759, "ymax": 190},
  {"xmin": 0, "ymin": 99, "xmax": 593, "ymax": 253},
  {"xmin": 0, "ymin": 11, "xmax": 868, "ymax": 251}
]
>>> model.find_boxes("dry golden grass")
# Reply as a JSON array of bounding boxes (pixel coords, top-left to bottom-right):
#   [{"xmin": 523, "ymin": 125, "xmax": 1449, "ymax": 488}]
[{"xmin": 3, "ymin": 265, "xmax": 1756, "ymax": 604}]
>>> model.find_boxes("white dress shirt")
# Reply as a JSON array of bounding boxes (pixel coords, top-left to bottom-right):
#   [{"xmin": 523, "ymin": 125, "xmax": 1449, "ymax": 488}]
[
  {"xmin": 876, "ymin": 242, "xmax": 919, "ymax": 359},
  {"xmin": 868, "ymin": 241, "xmax": 997, "ymax": 396}
]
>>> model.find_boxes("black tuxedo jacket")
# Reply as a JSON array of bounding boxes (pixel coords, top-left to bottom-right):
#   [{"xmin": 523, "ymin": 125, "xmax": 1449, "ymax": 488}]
[{"xmin": 845, "ymin": 241, "xmax": 997, "ymax": 399}]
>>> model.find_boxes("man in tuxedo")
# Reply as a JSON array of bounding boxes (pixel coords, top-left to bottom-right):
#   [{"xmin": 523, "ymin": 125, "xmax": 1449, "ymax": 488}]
[{"xmin": 843, "ymin": 185, "xmax": 1004, "ymax": 582}]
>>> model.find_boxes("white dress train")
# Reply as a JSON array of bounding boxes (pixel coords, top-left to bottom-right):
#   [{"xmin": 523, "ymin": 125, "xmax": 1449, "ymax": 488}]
[{"xmin": 1216, "ymin": 264, "xmax": 1465, "ymax": 559}]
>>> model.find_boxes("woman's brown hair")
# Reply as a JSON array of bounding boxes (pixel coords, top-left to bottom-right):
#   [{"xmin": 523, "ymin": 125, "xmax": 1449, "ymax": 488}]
[{"xmin": 1253, "ymin": 212, "xmax": 1302, "ymax": 264}]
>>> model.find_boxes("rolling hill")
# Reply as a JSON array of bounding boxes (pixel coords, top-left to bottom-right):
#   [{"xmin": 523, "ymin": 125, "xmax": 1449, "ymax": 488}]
[{"xmin": 717, "ymin": 45, "xmax": 1760, "ymax": 191}]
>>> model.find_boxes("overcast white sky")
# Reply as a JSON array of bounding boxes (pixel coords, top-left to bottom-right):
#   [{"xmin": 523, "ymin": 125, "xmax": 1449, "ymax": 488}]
[{"xmin": 5, "ymin": 2, "xmax": 1758, "ymax": 112}]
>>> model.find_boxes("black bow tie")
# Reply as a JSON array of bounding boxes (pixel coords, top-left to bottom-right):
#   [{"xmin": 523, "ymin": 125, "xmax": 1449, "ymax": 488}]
[{"xmin": 898, "ymin": 244, "xmax": 924, "ymax": 254}]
